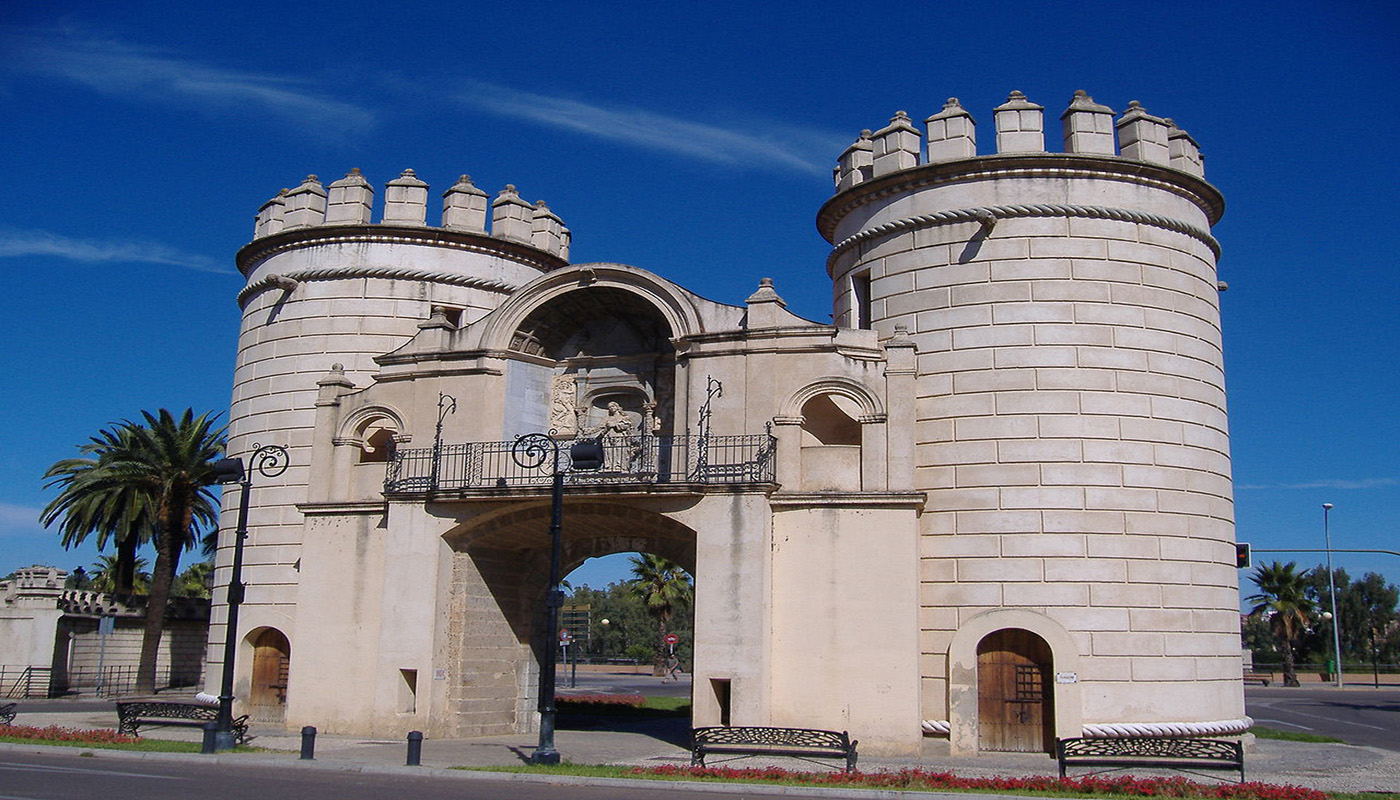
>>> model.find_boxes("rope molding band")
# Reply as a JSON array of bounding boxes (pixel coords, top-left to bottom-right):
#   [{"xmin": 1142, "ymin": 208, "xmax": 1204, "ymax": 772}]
[
  {"xmin": 238, "ymin": 266, "xmax": 517, "ymax": 307},
  {"xmin": 919, "ymin": 717, "xmax": 1252, "ymax": 738},
  {"xmin": 827, "ymin": 203, "xmax": 1220, "ymax": 274}
]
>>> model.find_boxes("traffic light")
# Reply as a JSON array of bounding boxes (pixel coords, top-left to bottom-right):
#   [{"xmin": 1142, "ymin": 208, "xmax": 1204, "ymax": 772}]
[{"xmin": 1235, "ymin": 542, "xmax": 1251, "ymax": 569}]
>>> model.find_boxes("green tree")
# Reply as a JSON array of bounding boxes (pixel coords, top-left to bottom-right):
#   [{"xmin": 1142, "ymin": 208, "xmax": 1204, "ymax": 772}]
[
  {"xmin": 174, "ymin": 560, "xmax": 214, "ymax": 599},
  {"xmin": 41, "ymin": 409, "xmax": 226, "ymax": 694},
  {"xmin": 1247, "ymin": 561, "xmax": 1317, "ymax": 687},
  {"xmin": 41, "ymin": 425, "xmax": 154, "ymax": 594},
  {"xmin": 89, "ymin": 554, "xmax": 151, "ymax": 594},
  {"xmin": 625, "ymin": 554, "xmax": 693, "ymax": 674}
]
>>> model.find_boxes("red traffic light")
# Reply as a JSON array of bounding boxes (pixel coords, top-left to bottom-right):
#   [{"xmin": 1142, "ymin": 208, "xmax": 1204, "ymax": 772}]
[{"xmin": 1235, "ymin": 543, "xmax": 1251, "ymax": 569}]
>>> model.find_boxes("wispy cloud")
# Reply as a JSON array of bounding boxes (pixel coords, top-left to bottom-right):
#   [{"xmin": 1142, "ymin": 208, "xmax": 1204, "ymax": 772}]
[
  {"xmin": 3, "ymin": 28, "xmax": 374, "ymax": 131},
  {"xmin": 453, "ymin": 80, "xmax": 842, "ymax": 175},
  {"xmin": 1236, "ymin": 478, "xmax": 1399, "ymax": 490},
  {"xmin": 0, "ymin": 502, "xmax": 44, "ymax": 537},
  {"xmin": 0, "ymin": 229, "xmax": 231, "ymax": 274}
]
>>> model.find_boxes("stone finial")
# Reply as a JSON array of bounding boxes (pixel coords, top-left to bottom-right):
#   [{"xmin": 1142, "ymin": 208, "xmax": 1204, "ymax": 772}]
[
  {"xmin": 255, "ymin": 188, "xmax": 288, "ymax": 239},
  {"xmin": 316, "ymin": 362, "xmax": 356, "ymax": 405},
  {"xmin": 744, "ymin": 277, "xmax": 789, "ymax": 329},
  {"xmin": 1166, "ymin": 120, "xmax": 1205, "ymax": 177},
  {"xmin": 925, "ymin": 97, "xmax": 977, "ymax": 162},
  {"xmin": 836, "ymin": 130, "xmax": 874, "ymax": 190},
  {"xmin": 559, "ymin": 227, "xmax": 572, "ymax": 262},
  {"xmin": 442, "ymin": 174, "xmax": 489, "ymax": 232},
  {"xmin": 1115, "ymin": 101, "xmax": 1171, "ymax": 165},
  {"xmin": 383, "ymin": 168, "xmax": 429, "ymax": 226},
  {"xmin": 872, "ymin": 111, "xmax": 921, "ymax": 177},
  {"xmin": 325, "ymin": 168, "xmax": 375, "ymax": 225},
  {"xmin": 993, "ymin": 90, "xmax": 1045, "ymax": 154},
  {"xmin": 1060, "ymin": 90, "xmax": 1116, "ymax": 155},
  {"xmin": 491, "ymin": 184, "xmax": 534, "ymax": 243},
  {"xmin": 745, "ymin": 277, "xmax": 787, "ymax": 306},
  {"xmin": 283, "ymin": 175, "xmax": 328, "ymax": 229},
  {"xmin": 530, "ymin": 201, "xmax": 565, "ymax": 256}
]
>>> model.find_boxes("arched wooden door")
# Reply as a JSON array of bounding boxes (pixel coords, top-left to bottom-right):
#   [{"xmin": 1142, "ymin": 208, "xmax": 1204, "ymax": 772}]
[
  {"xmin": 248, "ymin": 628, "xmax": 290, "ymax": 723},
  {"xmin": 977, "ymin": 628, "xmax": 1054, "ymax": 753}
]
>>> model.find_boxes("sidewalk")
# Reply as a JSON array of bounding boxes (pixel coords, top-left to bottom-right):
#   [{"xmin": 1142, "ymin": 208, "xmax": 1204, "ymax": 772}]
[{"xmin": 7, "ymin": 699, "xmax": 1399, "ymax": 795}]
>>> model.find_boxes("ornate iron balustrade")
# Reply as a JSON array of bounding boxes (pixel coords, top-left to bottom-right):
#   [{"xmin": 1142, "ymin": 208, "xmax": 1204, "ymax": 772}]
[{"xmin": 385, "ymin": 433, "xmax": 776, "ymax": 493}]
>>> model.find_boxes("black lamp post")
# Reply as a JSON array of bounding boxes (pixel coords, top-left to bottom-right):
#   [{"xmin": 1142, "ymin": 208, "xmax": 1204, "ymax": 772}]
[
  {"xmin": 207, "ymin": 443, "xmax": 288, "ymax": 753},
  {"xmin": 510, "ymin": 432, "xmax": 602, "ymax": 765}
]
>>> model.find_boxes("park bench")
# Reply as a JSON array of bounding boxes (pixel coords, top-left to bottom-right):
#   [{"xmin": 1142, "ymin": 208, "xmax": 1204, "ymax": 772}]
[
  {"xmin": 691, "ymin": 726, "xmax": 858, "ymax": 772},
  {"xmin": 115, "ymin": 701, "xmax": 248, "ymax": 744},
  {"xmin": 1242, "ymin": 670, "xmax": 1273, "ymax": 686},
  {"xmin": 1057, "ymin": 737, "xmax": 1244, "ymax": 783},
  {"xmin": 0, "ymin": 702, "xmax": 15, "ymax": 725}
]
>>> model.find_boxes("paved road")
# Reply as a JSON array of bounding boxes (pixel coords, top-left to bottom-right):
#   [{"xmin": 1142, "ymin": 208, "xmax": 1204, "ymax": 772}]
[
  {"xmin": 557, "ymin": 670, "xmax": 692, "ymax": 698},
  {"xmin": 1246, "ymin": 686, "xmax": 1400, "ymax": 751},
  {"xmin": 0, "ymin": 748, "xmax": 809, "ymax": 800}
]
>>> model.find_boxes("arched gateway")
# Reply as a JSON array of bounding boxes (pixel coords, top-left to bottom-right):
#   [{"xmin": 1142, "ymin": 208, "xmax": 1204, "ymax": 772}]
[{"xmin": 213, "ymin": 92, "xmax": 1250, "ymax": 757}]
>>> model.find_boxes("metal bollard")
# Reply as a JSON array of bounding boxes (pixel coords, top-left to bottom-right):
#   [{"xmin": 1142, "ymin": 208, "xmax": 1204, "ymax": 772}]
[
  {"xmin": 300, "ymin": 726, "xmax": 317, "ymax": 760},
  {"xmin": 406, "ymin": 730, "xmax": 423, "ymax": 766},
  {"xmin": 201, "ymin": 722, "xmax": 218, "ymax": 755}
]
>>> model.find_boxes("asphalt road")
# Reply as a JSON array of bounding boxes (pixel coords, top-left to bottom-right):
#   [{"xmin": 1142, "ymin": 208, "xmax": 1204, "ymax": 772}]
[
  {"xmin": 0, "ymin": 749, "xmax": 788, "ymax": 800},
  {"xmin": 1246, "ymin": 686, "xmax": 1400, "ymax": 751},
  {"xmin": 556, "ymin": 670, "xmax": 692, "ymax": 698}
]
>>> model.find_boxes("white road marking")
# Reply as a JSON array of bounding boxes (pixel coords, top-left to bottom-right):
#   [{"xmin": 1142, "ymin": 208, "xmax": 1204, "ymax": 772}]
[
  {"xmin": 1273, "ymin": 707, "xmax": 1385, "ymax": 730},
  {"xmin": 0, "ymin": 761, "xmax": 186, "ymax": 780},
  {"xmin": 1252, "ymin": 718, "xmax": 1315, "ymax": 730}
]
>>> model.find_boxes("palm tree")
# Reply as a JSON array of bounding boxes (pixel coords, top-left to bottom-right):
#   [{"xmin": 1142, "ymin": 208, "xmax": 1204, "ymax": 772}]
[
  {"xmin": 89, "ymin": 554, "xmax": 151, "ymax": 594},
  {"xmin": 1247, "ymin": 561, "xmax": 1317, "ymax": 687},
  {"xmin": 42, "ymin": 425, "xmax": 155, "ymax": 594},
  {"xmin": 41, "ymin": 409, "xmax": 226, "ymax": 694},
  {"xmin": 625, "ymin": 554, "xmax": 693, "ymax": 675},
  {"xmin": 174, "ymin": 560, "xmax": 214, "ymax": 599}
]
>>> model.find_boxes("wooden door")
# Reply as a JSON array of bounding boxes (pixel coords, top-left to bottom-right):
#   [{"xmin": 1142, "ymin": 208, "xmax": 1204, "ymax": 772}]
[
  {"xmin": 977, "ymin": 629, "xmax": 1054, "ymax": 753},
  {"xmin": 249, "ymin": 629, "xmax": 290, "ymax": 722}
]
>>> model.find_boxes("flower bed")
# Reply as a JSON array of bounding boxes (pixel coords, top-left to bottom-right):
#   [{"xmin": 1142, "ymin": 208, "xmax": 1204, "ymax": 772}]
[
  {"xmin": 556, "ymin": 694, "xmax": 646, "ymax": 708},
  {"xmin": 628, "ymin": 765, "xmax": 1330, "ymax": 800},
  {"xmin": 0, "ymin": 724, "xmax": 140, "ymax": 745}
]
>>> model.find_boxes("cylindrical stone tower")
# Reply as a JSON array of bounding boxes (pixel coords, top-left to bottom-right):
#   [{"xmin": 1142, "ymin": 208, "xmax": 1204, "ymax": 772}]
[
  {"xmin": 206, "ymin": 170, "xmax": 569, "ymax": 704},
  {"xmin": 819, "ymin": 92, "xmax": 1241, "ymax": 753}
]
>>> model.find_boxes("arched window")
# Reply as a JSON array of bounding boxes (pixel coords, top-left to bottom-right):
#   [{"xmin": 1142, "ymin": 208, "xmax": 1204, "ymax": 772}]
[{"xmin": 800, "ymin": 393, "xmax": 862, "ymax": 446}]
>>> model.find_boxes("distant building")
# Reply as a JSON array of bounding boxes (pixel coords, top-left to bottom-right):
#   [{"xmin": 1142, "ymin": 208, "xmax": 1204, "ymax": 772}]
[
  {"xmin": 0, "ymin": 566, "xmax": 207, "ymax": 697},
  {"xmin": 211, "ymin": 91, "xmax": 1242, "ymax": 755}
]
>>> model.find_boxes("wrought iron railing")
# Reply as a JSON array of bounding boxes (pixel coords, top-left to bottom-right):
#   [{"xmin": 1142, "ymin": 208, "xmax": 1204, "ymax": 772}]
[
  {"xmin": 385, "ymin": 433, "xmax": 776, "ymax": 493},
  {"xmin": 0, "ymin": 666, "xmax": 52, "ymax": 699}
]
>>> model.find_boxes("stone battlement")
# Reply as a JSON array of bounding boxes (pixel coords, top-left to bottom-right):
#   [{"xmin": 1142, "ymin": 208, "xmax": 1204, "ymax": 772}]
[
  {"xmin": 834, "ymin": 90, "xmax": 1203, "ymax": 191},
  {"xmin": 252, "ymin": 169, "xmax": 571, "ymax": 260}
]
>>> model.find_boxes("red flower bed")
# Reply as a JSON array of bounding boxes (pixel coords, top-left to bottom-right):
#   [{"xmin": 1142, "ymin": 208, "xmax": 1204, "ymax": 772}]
[
  {"xmin": 628, "ymin": 765, "xmax": 1329, "ymax": 800},
  {"xmin": 556, "ymin": 694, "xmax": 646, "ymax": 708},
  {"xmin": 0, "ymin": 724, "xmax": 140, "ymax": 745}
]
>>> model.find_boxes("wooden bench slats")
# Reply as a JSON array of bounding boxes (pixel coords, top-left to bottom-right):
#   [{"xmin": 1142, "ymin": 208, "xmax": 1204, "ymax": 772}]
[
  {"xmin": 692, "ymin": 726, "xmax": 858, "ymax": 772},
  {"xmin": 1057, "ymin": 737, "xmax": 1244, "ymax": 783}
]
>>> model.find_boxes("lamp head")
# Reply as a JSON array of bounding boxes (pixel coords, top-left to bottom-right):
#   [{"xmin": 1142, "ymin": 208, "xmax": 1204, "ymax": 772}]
[
  {"xmin": 1323, "ymin": 503, "xmax": 1334, "ymax": 510},
  {"xmin": 211, "ymin": 457, "xmax": 247, "ymax": 485}
]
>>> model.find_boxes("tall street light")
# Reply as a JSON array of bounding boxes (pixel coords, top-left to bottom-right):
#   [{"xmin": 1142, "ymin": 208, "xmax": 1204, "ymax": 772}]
[
  {"xmin": 510, "ymin": 433, "xmax": 602, "ymax": 765},
  {"xmin": 207, "ymin": 443, "xmax": 289, "ymax": 753},
  {"xmin": 1323, "ymin": 502, "xmax": 1343, "ymax": 688}
]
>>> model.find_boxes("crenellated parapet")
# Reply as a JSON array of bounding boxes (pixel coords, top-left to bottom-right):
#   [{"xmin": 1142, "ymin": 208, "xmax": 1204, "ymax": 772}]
[
  {"xmin": 832, "ymin": 90, "xmax": 1206, "ymax": 192},
  {"xmin": 252, "ymin": 169, "xmax": 572, "ymax": 261}
]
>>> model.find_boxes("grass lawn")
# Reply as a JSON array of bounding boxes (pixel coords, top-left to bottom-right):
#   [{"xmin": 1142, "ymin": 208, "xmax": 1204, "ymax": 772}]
[{"xmin": 1248, "ymin": 726, "xmax": 1345, "ymax": 744}]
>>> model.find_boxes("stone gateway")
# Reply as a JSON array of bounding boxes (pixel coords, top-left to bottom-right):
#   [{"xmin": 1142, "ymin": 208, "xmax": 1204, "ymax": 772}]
[{"xmin": 206, "ymin": 90, "xmax": 1244, "ymax": 756}]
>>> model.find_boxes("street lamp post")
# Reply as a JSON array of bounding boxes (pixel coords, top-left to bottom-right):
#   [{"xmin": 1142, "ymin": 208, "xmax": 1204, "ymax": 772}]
[
  {"xmin": 510, "ymin": 433, "xmax": 602, "ymax": 766},
  {"xmin": 1323, "ymin": 503, "xmax": 1343, "ymax": 688},
  {"xmin": 208, "ymin": 443, "xmax": 288, "ymax": 753}
]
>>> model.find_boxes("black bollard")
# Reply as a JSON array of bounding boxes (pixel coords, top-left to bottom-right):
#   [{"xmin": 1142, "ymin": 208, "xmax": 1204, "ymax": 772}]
[
  {"xmin": 201, "ymin": 722, "xmax": 218, "ymax": 755},
  {"xmin": 406, "ymin": 730, "xmax": 423, "ymax": 766},
  {"xmin": 300, "ymin": 726, "xmax": 317, "ymax": 760}
]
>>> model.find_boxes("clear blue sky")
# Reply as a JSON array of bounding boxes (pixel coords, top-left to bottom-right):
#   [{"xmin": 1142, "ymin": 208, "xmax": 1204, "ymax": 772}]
[{"xmin": 1, "ymin": 1, "xmax": 1396, "ymax": 598}]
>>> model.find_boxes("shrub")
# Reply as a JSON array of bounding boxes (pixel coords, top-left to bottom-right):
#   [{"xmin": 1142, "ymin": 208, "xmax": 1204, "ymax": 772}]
[{"xmin": 0, "ymin": 724, "xmax": 140, "ymax": 745}]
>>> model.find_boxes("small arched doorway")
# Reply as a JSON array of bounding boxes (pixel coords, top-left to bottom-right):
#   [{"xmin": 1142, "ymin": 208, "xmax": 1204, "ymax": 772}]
[
  {"xmin": 977, "ymin": 628, "xmax": 1054, "ymax": 753},
  {"xmin": 248, "ymin": 628, "xmax": 291, "ymax": 723}
]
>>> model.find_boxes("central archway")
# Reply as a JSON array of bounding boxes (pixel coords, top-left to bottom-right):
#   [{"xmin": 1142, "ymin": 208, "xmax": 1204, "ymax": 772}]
[{"xmin": 438, "ymin": 498, "xmax": 699, "ymax": 737}]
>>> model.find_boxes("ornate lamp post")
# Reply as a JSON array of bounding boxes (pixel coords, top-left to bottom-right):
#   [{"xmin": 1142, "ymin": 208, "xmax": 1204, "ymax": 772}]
[
  {"xmin": 1323, "ymin": 502, "xmax": 1343, "ymax": 688},
  {"xmin": 207, "ymin": 443, "xmax": 288, "ymax": 753},
  {"xmin": 510, "ymin": 432, "xmax": 601, "ymax": 765}
]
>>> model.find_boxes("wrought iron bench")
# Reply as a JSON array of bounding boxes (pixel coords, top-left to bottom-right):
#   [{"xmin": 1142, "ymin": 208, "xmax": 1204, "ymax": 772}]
[
  {"xmin": 115, "ymin": 701, "xmax": 248, "ymax": 744},
  {"xmin": 692, "ymin": 726, "xmax": 858, "ymax": 772},
  {"xmin": 1057, "ymin": 737, "xmax": 1244, "ymax": 783},
  {"xmin": 0, "ymin": 702, "xmax": 15, "ymax": 725},
  {"xmin": 1242, "ymin": 670, "xmax": 1273, "ymax": 686}
]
